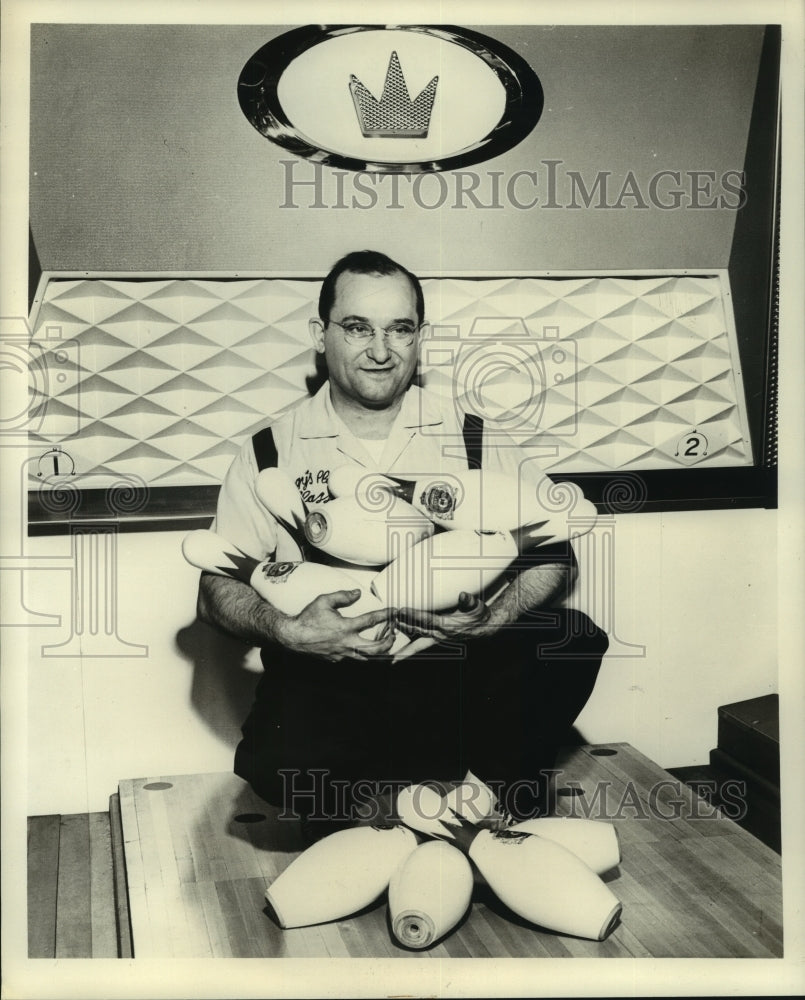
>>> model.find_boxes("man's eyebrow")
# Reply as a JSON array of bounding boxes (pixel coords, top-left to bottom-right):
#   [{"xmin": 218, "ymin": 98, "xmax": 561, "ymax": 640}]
[{"xmin": 334, "ymin": 314, "xmax": 417, "ymax": 324}]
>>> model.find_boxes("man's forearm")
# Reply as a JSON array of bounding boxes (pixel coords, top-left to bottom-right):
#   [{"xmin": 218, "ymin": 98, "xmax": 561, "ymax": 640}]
[
  {"xmin": 478, "ymin": 563, "xmax": 576, "ymax": 634},
  {"xmin": 197, "ymin": 572, "xmax": 287, "ymax": 647},
  {"xmin": 197, "ymin": 571, "xmax": 398, "ymax": 662}
]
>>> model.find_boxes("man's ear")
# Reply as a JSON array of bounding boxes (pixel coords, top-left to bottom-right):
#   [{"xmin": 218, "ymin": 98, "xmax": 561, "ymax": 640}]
[{"xmin": 309, "ymin": 318, "xmax": 326, "ymax": 354}]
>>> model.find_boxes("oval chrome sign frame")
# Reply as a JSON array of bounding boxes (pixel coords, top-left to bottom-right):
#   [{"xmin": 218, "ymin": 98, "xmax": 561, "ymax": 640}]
[{"xmin": 238, "ymin": 24, "xmax": 543, "ymax": 174}]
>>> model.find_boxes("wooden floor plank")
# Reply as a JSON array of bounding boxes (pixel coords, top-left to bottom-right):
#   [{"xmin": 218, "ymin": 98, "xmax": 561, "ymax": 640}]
[
  {"xmin": 228, "ymin": 878, "xmax": 275, "ymax": 958},
  {"xmin": 118, "ymin": 779, "xmax": 153, "ymax": 957},
  {"xmin": 88, "ymin": 813, "xmax": 118, "ymax": 958},
  {"xmin": 336, "ymin": 904, "xmax": 396, "ymax": 959},
  {"xmin": 55, "ymin": 814, "xmax": 93, "ymax": 958},
  {"xmin": 552, "ymin": 749, "xmax": 662, "ymax": 845},
  {"xmin": 468, "ymin": 904, "xmax": 521, "ymax": 958},
  {"xmin": 188, "ymin": 775, "xmax": 227, "ymax": 882},
  {"xmin": 203, "ymin": 774, "xmax": 274, "ymax": 882},
  {"xmin": 176, "ymin": 771, "xmax": 215, "ymax": 884},
  {"xmin": 194, "ymin": 879, "xmax": 234, "ymax": 958},
  {"xmin": 178, "ymin": 882, "xmax": 214, "ymax": 958},
  {"xmin": 474, "ymin": 899, "xmax": 572, "ymax": 958},
  {"xmin": 214, "ymin": 878, "xmax": 266, "ymax": 958},
  {"xmin": 198, "ymin": 774, "xmax": 253, "ymax": 883},
  {"xmin": 609, "ymin": 868, "xmax": 693, "ymax": 958},
  {"xmin": 306, "ymin": 915, "xmax": 354, "ymax": 958},
  {"xmin": 333, "ymin": 910, "xmax": 377, "ymax": 958},
  {"xmin": 241, "ymin": 817, "xmax": 291, "ymax": 882},
  {"xmin": 161, "ymin": 780, "xmax": 197, "ymax": 886},
  {"xmin": 655, "ymin": 836, "xmax": 782, "ymax": 957},
  {"xmin": 133, "ymin": 780, "xmax": 175, "ymax": 957},
  {"xmin": 144, "ymin": 784, "xmax": 196, "ymax": 957},
  {"xmin": 108, "ymin": 793, "xmax": 133, "ymax": 958},
  {"xmin": 586, "ymin": 744, "xmax": 735, "ymax": 839},
  {"xmin": 27, "ymin": 815, "xmax": 61, "ymax": 958}
]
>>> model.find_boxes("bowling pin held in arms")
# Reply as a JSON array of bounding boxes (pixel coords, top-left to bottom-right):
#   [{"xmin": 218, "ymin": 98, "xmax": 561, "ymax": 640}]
[
  {"xmin": 255, "ymin": 467, "xmax": 311, "ymax": 559},
  {"xmin": 304, "ymin": 495, "xmax": 435, "ymax": 566},
  {"xmin": 371, "ymin": 517, "xmax": 577, "ymax": 613},
  {"xmin": 328, "ymin": 465, "xmax": 598, "ymax": 534},
  {"xmin": 181, "ymin": 528, "xmax": 382, "ymax": 620}
]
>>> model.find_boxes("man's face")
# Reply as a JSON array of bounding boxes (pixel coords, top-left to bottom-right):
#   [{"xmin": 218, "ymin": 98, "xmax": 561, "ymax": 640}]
[{"xmin": 310, "ymin": 271, "xmax": 421, "ymax": 410}]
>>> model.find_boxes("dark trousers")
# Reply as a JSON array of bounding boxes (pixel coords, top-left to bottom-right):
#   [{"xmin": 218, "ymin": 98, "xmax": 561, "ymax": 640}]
[{"xmin": 235, "ymin": 608, "xmax": 608, "ymax": 821}]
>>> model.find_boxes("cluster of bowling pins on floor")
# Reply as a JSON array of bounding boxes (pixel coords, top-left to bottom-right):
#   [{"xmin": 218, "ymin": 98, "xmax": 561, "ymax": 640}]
[
  {"xmin": 264, "ymin": 774, "xmax": 622, "ymax": 948},
  {"xmin": 181, "ymin": 463, "xmax": 598, "ymax": 642}
]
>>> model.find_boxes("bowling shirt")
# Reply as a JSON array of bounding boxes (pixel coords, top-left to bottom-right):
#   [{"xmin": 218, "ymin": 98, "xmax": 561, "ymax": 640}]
[{"xmin": 213, "ymin": 381, "xmax": 560, "ymax": 591}]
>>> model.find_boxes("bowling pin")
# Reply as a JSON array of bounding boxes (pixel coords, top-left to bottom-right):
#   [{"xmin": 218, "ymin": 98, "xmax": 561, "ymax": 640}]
[
  {"xmin": 304, "ymin": 496, "xmax": 434, "ymax": 567},
  {"xmin": 265, "ymin": 824, "xmax": 419, "ymax": 929},
  {"xmin": 327, "ymin": 466, "xmax": 397, "ymax": 505},
  {"xmin": 329, "ymin": 465, "xmax": 598, "ymax": 534},
  {"xmin": 255, "ymin": 467, "xmax": 310, "ymax": 559},
  {"xmin": 443, "ymin": 771, "xmax": 500, "ymax": 824},
  {"xmin": 388, "ymin": 841, "xmax": 473, "ymax": 949},
  {"xmin": 395, "ymin": 785, "xmax": 622, "ymax": 941},
  {"xmin": 182, "ymin": 528, "xmax": 381, "ymax": 619},
  {"xmin": 442, "ymin": 773, "xmax": 620, "ymax": 874},
  {"xmin": 371, "ymin": 519, "xmax": 572, "ymax": 612},
  {"xmin": 509, "ymin": 818, "xmax": 621, "ymax": 876}
]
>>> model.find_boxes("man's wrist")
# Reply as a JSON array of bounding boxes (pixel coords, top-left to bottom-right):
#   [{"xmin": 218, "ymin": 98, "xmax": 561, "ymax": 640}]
[{"xmin": 263, "ymin": 605, "xmax": 295, "ymax": 648}]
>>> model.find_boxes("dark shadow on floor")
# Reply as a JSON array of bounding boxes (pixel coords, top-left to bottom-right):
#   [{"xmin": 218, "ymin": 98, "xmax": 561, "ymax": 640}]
[{"xmin": 175, "ymin": 617, "xmax": 260, "ymax": 747}]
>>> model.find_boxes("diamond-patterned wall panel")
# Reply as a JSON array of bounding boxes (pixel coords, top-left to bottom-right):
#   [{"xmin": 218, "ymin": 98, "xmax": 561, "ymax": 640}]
[
  {"xmin": 29, "ymin": 274, "xmax": 752, "ymax": 486},
  {"xmin": 421, "ymin": 274, "xmax": 751, "ymax": 472}
]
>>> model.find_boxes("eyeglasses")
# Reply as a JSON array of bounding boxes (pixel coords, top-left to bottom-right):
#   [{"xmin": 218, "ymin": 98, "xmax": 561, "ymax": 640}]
[{"xmin": 326, "ymin": 319, "xmax": 421, "ymax": 347}]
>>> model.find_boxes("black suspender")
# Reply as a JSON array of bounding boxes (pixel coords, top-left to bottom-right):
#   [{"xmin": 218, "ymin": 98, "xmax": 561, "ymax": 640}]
[
  {"xmin": 462, "ymin": 412, "xmax": 484, "ymax": 469},
  {"xmin": 252, "ymin": 426, "xmax": 278, "ymax": 471}
]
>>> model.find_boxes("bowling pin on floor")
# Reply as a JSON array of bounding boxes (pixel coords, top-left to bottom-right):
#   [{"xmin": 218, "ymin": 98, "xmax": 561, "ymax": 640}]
[
  {"xmin": 388, "ymin": 841, "xmax": 474, "ymax": 950},
  {"xmin": 304, "ymin": 495, "xmax": 434, "ymax": 567},
  {"xmin": 265, "ymin": 824, "xmax": 419, "ymax": 929},
  {"xmin": 443, "ymin": 771, "xmax": 500, "ymax": 824},
  {"xmin": 395, "ymin": 785, "xmax": 622, "ymax": 941},
  {"xmin": 255, "ymin": 467, "xmax": 310, "ymax": 560},
  {"xmin": 509, "ymin": 818, "xmax": 621, "ymax": 876},
  {"xmin": 443, "ymin": 772, "xmax": 621, "ymax": 875}
]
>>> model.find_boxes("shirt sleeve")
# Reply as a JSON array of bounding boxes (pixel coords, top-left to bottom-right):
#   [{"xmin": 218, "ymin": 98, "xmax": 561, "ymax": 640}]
[{"xmin": 212, "ymin": 438, "xmax": 278, "ymax": 561}]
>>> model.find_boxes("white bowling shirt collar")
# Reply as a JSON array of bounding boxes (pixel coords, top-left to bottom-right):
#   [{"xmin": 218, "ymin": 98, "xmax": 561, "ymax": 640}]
[{"xmin": 296, "ymin": 382, "xmax": 445, "ymax": 468}]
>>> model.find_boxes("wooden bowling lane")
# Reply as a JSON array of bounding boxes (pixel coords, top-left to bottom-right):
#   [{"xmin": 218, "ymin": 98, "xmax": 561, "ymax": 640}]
[
  {"xmin": 552, "ymin": 742, "xmax": 742, "ymax": 843},
  {"xmin": 117, "ymin": 745, "xmax": 782, "ymax": 958}
]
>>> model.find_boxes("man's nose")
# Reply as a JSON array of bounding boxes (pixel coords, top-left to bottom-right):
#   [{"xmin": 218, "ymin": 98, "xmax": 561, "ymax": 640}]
[{"xmin": 365, "ymin": 329, "xmax": 391, "ymax": 362}]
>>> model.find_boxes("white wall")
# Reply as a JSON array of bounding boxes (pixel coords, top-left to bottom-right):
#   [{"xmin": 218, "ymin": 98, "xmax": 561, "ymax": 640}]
[
  {"xmin": 572, "ymin": 506, "xmax": 777, "ymax": 766},
  {"xmin": 24, "ymin": 508, "xmax": 776, "ymax": 816}
]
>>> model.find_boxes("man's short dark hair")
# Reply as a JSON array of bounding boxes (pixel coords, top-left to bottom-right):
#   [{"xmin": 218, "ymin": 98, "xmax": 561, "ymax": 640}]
[{"xmin": 318, "ymin": 250, "xmax": 425, "ymax": 326}]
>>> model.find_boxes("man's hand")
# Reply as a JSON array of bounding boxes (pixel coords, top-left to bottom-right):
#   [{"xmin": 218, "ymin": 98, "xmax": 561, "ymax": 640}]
[
  {"xmin": 275, "ymin": 589, "xmax": 397, "ymax": 663},
  {"xmin": 395, "ymin": 592, "xmax": 493, "ymax": 643}
]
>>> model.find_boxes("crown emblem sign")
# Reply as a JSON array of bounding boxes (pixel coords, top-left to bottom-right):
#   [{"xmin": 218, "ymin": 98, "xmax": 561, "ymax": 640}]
[{"xmin": 349, "ymin": 51, "xmax": 438, "ymax": 138}]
